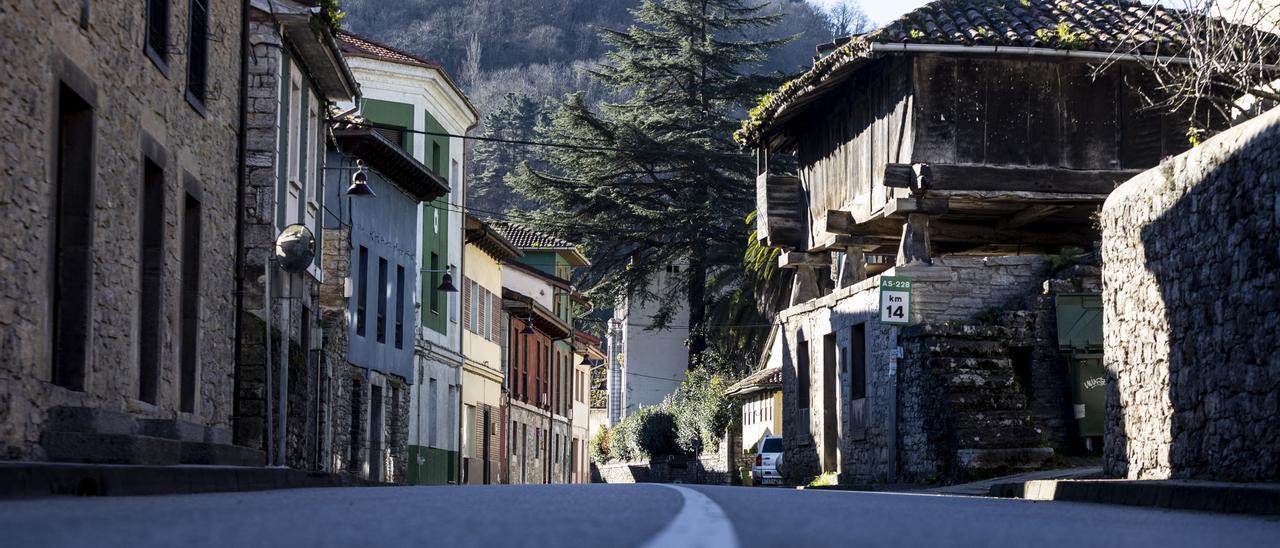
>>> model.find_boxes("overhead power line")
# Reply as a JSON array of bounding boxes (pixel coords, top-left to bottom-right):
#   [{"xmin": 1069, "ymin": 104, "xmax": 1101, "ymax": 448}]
[{"xmin": 332, "ymin": 119, "xmax": 749, "ymax": 159}]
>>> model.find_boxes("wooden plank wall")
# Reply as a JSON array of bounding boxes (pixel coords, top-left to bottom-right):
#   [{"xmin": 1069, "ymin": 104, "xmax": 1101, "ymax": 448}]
[
  {"xmin": 794, "ymin": 57, "xmax": 913, "ymax": 248},
  {"xmin": 908, "ymin": 55, "xmax": 1198, "ymax": 171}
]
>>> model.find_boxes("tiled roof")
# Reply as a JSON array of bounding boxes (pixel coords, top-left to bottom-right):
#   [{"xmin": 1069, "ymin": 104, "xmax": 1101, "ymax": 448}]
[
  {"xmin": 736, "ymin": 0, "xmax": 1249, "ymax": 146},
  {"xmin": 335, "ymin": 31, "xmax": 441, "ymax": 69},
  {"xmin": 491, "ymin": 222, "xmax": 578, "ymax": 250},
  {"xmin": 724, "ymin": 367, "xmax": 782, "ymax": 397}
]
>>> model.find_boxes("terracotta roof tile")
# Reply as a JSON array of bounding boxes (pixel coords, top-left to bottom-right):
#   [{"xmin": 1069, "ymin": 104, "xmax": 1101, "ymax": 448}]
[
  {"xmin": 335, "ymin": 31, "xmax": 441, "ymax": 69},
  {"xmin": 724, "ymin": 367, "xmax": 782, "ymax": 396},
  {"xmin": 736, "ymin": 0, "xmax": 1270, "ymax": 146},
  {"xmin": 491, "ymin": 222, "xmax": 578, "ymax": 250}
]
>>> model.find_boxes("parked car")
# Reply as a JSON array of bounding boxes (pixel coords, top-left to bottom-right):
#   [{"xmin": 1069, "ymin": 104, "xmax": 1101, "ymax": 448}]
[{"xmin": 752, "ymin": 436, "xmax": 784, "ymax": 485}]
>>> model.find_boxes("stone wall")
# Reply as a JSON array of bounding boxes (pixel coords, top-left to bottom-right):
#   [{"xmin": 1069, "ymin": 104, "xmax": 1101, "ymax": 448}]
[
  {"xmin": 777, "ymin": 256, "xmax": 1059, "ymax": 484},
  {"xmin": 1100, "ymin": 106, "xmax": 1280, "ymax": 482},
  {"xmin": 593, "ymin": 440, "xmax": 734, "ymax": 485},
  {"xmin": 0, "ymin": 1, "xmax": 242, "ymax": 460},
  {"xmin": 507, "ymin": 401, "xmax": 572, "ymax": 484}
]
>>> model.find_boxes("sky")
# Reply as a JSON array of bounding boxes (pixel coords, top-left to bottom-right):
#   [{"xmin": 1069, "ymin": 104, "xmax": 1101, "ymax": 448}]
[{"xmin": 806, "ymin": 0, "xmax": 932, "ymax": 27}]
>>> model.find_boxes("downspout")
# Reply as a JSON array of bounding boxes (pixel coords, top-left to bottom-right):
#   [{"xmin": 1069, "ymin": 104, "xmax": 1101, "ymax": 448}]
[{"xmin": 232, "ymin": 0, "xmax": 250, "ymax": 455}]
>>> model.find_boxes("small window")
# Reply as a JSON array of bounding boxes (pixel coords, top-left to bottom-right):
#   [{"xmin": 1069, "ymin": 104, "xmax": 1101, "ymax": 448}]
[
  {"xmin": 138, "ymin": 157, "xmax": 165, "ymax": 404},
  {"xmin": 395, "ymin": 266, "xmax": 405, "ymax": 349},
  {"xmin": 356, "ymin": 246, "xmax": 368, "ymax": 337},
  {"xmin": 432, "ymin": 142, "xmax": 442, "ymax": 175},
  {"xmin": 376, "ymin": 258, "xmax": 388, "ymax": 343},
  {"xmin": 185, "ymin": 0, "xmax": 209, "ymax": 110},
  {"xmin": 851, "ymin": 323, "xmax": 867, "ymax": 400},
  {"xmin": 372, "ymin": 124, "xmax": 406, "ymax": 149},
  {"xmin": 429, "ymin": 252, "xmax": 440, "ymax": 314},
  {"xmin": 145, "ymin": 0, "xmax": 170, "ymax": 72},
  {"xmin": 797, "ymin": 337, "xmax": 810, "ymax": 410},
  {"xmin": 179, "ymin": 193, "xmax": 201, "ymax": 413}
]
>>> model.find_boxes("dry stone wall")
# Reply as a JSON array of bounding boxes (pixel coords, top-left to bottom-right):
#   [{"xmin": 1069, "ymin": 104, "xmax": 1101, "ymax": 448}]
[{"xmin": 1101, "ymin": 107, "xmax": 1280, "ymax": 481}]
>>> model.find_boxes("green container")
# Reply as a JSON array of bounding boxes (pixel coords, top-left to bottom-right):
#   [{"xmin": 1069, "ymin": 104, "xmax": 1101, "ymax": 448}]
[
  {"xmin": 1055, "ymin": 294, "xmax": 1105, "ymax": 439},
  {"xmin": 1067, "ymin": 354, "xmax": 1106, "ymax": 437}
]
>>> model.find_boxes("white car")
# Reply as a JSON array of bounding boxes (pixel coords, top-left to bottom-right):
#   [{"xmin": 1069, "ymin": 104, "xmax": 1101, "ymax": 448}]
[{"xmin": 752, "ymin": 436, "xmax": 784, "ymax": 485}]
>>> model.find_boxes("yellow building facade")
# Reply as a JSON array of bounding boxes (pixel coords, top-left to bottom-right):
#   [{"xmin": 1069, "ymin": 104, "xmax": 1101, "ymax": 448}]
[{"xmin": 461, "ymin": 216, "xmax": 522, "ymax": 484}]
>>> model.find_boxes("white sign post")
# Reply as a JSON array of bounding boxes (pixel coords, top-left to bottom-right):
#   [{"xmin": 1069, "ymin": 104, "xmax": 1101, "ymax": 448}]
[{"xmin": 879, "ymin": 276, "xmax": 912, "ymax": 326}]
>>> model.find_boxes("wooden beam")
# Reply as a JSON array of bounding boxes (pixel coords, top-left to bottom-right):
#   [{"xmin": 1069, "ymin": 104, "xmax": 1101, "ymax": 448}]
[
  {"xmin": 825, "ymin": 209, "xmax": 856, "ymax": 235},
  {"xmin": 883, "ymin": 163, "xmax": 1142, "ymax": 195},
  {"xmin": 998, "ymin": 205, "xmax": 1064, "ymax": 230},
  {"xmin": 756, "ymin": 173, "xmax": 804, "ymax": 249},
  {"xmin": 848, "ymin": 218, "xmax": 1093, "ymax": 247},
  {"xmin": 778, "ymin": 251, "xmax": 832, "ymax": 269},
  {"xmin": 884, "ymin": 197, "xmax": 949, "ymax": 218}
]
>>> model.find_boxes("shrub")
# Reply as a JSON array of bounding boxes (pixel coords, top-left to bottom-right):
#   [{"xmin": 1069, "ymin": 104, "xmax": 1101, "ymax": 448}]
[{"xmin": 590, "ymin": 425, "xmax": 613, "ymax": 464}]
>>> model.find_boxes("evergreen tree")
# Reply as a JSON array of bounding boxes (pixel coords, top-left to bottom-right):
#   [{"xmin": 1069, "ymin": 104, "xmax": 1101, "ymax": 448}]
[
  {"xmin": 469, "ymin": 93, "xmax": 549, "ymax": 214},
  {"xmin": 509, "ymin": 0, "xmax": 786, "ymax": 369}
]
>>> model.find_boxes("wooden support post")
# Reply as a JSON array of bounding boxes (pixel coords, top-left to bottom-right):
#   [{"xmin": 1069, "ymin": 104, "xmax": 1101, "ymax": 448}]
[
  {"xmin": 791, "ymin": 266, "xmax": 821, "ymax": 306},
  {"xmin": 837, "ymin": 247, "xmax": 866, "ymax": 288},
  {"xmin": 897, "ymin": 213, "xmax": 932, "ymax": 265}
]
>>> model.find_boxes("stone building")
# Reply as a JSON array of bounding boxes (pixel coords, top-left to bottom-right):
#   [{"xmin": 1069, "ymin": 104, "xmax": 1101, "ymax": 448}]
[
  {"xmin": 739, "ymin": 0, "xmax": 1219, "ymax": 484},
  {"xmin": 570, "ymin": 330, "xmax": 606, "ymax": 483},
  {"xmin": 335, "ymin": 30, "xmax": 479, "ymax": 484},
  {"xmin": 1100, "ymin": 106, "xmax": 1280, "ymax": 482},
  {"xmin": 235, "ymin": 0, "xmax": 359, "ymax": 470},
  {"xmin": 0, "ymin": 0, "xmax": 254, "ymax": 463}
]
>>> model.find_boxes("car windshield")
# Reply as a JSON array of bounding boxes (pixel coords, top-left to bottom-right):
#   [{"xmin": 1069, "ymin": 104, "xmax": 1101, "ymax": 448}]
[{"xmin": 761, "ymin": 438, "xmax": 783, "ymax": 453}]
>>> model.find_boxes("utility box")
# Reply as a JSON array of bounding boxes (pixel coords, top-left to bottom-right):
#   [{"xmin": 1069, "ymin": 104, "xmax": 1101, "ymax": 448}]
[{"xmin": 1055, "ymin": 294, "xmax": 1105, "ymax": 438}]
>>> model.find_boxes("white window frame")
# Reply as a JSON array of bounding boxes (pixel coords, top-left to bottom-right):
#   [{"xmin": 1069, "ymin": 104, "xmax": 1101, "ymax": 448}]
[
  {"xmin": 285, "ymin": 72, "xmax": 302, "ymax": 227},
  {"xmin": 306, "ymin": 89, "xmax": 322, "ymax": 279}
]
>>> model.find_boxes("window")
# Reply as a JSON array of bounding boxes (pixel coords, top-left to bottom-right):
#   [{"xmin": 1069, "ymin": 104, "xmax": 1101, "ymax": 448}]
[
  {"xmin": 511, "ymin": 421, "xmax": 518, "ymax": 454},
  {"xmin": 179, "ymin": 193, "xmax": 201, "ymax": 413},
  {"xmin": 145, "ymin": 0, "xmax": 169, "ymax": 72},
  {"xmin": 468, "ymin": 279, "xmax": 478, "ymax": 333},
  {"xmin": 185, "ymin": 0, "xmax": 209, "ymax": 109},
  {"xmin": 356, "ymin": 246, "xmax": 368, "ymax": 337},
  {"xmin": 427, "ymin": 378, "xmax": 438, "ymax": 446},
  {"xmin": 395, "ymin": 266, "xmax": 405, "ymax": 349},
  {"xmin": 52, "ymin": 83, "xmax": 95, "ymax": 391},
  {"xmin": 555, "ymin": 433, "xmax": 560, "ymax": 463},
  {"xmin": 796, "ymin": 337, "xmax": 810, "ymax": 410},
  {"xmin": 285, "ymin": 74, "xmax": 302, "ymax": 225},
  {"xmin": 138, "ymin": 157, "xmax": 165, "ymax": 404},
  {"xmin": 429, "ymin": 252, "xmax": 440, "ymax": 314},
  {"xmin": 851, "ymin": 324, "xmax": 867, "ymax": 400},
  {"xmin": 371, "ymin": 124, "xmax": 406, "ymax": 149},
  {"xmin": 376, "ymin": 258, "xmax": 388, "ymax": 343},
  {"xmin": 431, "ymin": 142, "xmax": 442, "ymax": 175},
  {"xmin": 478, "ymin": 289, "xmax": 488, "ymax": 340},
  {"xmin": 305, "ymin": 91, "xmax": 320, "ymax": 248}
]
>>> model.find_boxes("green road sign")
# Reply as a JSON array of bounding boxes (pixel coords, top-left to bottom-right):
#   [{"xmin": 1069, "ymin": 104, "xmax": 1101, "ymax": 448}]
[{"xmin": 879, "ymin": 276, "xmax": 912, "ymax": 325}]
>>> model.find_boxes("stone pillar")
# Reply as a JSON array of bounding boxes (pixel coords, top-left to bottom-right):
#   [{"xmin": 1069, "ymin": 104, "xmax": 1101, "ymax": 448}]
[{"xmin": 897, "ymin": 213, "xmax": 932, "ymax": 266}]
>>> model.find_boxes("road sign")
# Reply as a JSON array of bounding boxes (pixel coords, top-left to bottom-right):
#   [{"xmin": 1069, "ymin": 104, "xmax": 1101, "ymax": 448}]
[{"xmin": 879, "ymin": 276, "xmax": 912, "ymax": 325}]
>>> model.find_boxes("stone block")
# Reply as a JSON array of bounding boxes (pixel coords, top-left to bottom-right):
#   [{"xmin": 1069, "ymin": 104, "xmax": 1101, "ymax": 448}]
[
  {"xmin": 42, "ymin": 432, "xmax": 181, "ymax": 465},
  {"xmin": 138, "ymin": 418, "xmax": 206, "ymax": 442},
  {"xmin": 47, "ymin": 406, "xmax": 137, "ymax": 436}
]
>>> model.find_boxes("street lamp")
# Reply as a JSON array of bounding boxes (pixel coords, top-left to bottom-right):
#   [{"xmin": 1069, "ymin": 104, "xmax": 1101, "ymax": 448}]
[
  {"xmin": 346, "ymin": 159, "xmax": 376, "ymax": 197},
  {"xmin": 421, "ymin": 264, "xmax": 459, "ymax": 293}
]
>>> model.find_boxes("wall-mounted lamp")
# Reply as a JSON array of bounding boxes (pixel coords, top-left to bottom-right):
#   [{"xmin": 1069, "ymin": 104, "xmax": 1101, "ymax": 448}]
[
  {"xmin": 346, "ymin": 159, "xmax": 376, "ymax": 197},
  {"xmin": 422, "ymin": 263, "xmax": 458, "ymax": 293}
]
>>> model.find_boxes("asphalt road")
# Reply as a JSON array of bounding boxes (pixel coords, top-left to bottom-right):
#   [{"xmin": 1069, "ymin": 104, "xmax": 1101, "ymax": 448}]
[{"xmin": 2, "ymin": 484, "xmax": 1278, "ymax": 548}]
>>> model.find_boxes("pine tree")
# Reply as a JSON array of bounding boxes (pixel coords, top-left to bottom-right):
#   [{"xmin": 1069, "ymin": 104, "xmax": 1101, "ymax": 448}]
[
  {"xmin": 470, "ymin": 93, "xmax": 549, "ymax": 214},
  {"xmin": 509, "ymin": 0, "xmax": 785, "ymax": 369}
]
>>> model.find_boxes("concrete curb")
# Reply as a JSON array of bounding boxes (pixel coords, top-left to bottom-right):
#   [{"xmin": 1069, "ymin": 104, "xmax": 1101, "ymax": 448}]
[
  {"xmin": 989, "ymin": 479, "xmax": 1280, "ymax": 516},
  {"xmin": 0, "ymin": 462, "xmax": 387, "ymax": 498}
]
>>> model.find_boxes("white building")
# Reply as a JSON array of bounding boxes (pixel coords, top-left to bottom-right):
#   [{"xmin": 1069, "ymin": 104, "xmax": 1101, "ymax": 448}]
[{"xmin": 609, "ymin": 265, "xmax": 690, "ymax": 423}]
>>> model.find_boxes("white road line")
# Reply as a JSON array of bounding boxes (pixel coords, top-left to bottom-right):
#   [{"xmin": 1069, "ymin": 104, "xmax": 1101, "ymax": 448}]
[{"xmin": 639, "ymin": 485, "xmax": 740, "ymax": 548}]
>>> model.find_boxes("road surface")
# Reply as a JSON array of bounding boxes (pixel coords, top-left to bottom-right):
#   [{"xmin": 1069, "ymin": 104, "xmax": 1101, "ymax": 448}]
[{"xmin": 2, "ymin": 483, "xmax": 1278, "ymax": 547}]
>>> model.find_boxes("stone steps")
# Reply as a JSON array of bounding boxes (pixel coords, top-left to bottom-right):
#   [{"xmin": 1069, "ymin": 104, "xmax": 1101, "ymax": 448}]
[{"xmin": 40, "ymin": 407, "xmax": 263, "ymax": 467}]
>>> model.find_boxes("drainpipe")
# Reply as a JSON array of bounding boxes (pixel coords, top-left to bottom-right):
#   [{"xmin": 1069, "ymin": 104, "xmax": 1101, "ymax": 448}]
[{"xmin": 232, "ymin": 0, "xmax": 250, "ymax": 455}]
